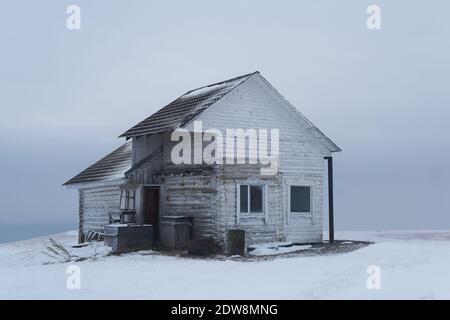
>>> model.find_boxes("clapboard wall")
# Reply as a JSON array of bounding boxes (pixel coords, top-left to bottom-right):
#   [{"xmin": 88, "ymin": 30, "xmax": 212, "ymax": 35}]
[
  {"xmin": 74, "ymin": 73, "xmax": 334, "ymax": 247},
  {"xmin": 163, "ymin": 173, "xmax": 219, "ymax": 241},
  {"xmin": 183, "ymin": 74, "xmax": 330, "ymax": 245},
  {"xmin": 78, "ymin": 185, "xmax": 122, "ymax": 239}
]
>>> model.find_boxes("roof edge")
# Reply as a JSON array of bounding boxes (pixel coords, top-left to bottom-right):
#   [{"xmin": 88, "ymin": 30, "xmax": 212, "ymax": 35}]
[
  {"xmin": 175, "ymin": 71, "xmax": 259, "ymax": 131},
  {"xmin": 255, "ymin": 73, "xmax": 342, "ymax": 153},
  {"xmin": 62, "ymin": 141, "xmax": 132, "ymax": 186},
  {"xmin": 64, "ymin": 178, "xmax": 127, "ymax": 190},
  {"xmin": 118, "ymin": 72, "xmax": 260, "ymax": 139}
]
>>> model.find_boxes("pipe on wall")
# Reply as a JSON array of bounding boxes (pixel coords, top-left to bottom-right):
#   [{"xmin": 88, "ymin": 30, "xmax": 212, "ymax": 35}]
[{"xmin": 324, "ymin": 156, "xmax": 334, "ymax": 243}]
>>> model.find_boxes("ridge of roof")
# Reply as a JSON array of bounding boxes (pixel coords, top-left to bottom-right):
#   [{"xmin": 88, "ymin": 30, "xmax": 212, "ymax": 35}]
[{"xmin": 183, "ymin": 71, "xmax": 259, "ymax": 96}]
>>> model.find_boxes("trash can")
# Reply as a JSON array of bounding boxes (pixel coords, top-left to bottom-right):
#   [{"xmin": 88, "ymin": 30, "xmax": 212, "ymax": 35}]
[
  {"xmin": 227, "ymin": 229, "xmax": 245, "ymax": 256},
  {"xmin": 160, "ymin": 216, "xmax": 193, "ymax": 250}
]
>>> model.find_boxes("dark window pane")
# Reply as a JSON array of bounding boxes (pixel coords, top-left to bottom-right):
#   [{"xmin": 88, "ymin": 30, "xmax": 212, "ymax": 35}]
[
  {"xmin": 240, "ymin": 185, "xmax": 248, "ymax": 213},
  {"xmin": 250, "ymin": 185, "xmax": 263, "ymax": 213},
  {"xmin": 291, "ymin": 186, "xmax": 310, "ymax": 212}
]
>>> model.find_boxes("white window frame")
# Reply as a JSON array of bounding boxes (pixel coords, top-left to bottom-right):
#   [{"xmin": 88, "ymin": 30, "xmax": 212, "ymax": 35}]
[
  {"xmin": 119, "ymin": 189, "xmax": 136, "ymax": 210},
  {"xmin": 239, "ymin": 184, "xmax": 265, "ymax": 214},
  {"xmin": 289, "ymin": 185, "xmax": 312, "ymax": 214},
  {"xmin": 286, "ymin": 184, "xmax": 314, "ymax": 225}
]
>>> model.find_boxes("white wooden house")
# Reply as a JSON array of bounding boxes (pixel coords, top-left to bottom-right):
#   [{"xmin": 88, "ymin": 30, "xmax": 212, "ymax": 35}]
[{"xmin": 64, "ymin": 72, "xmax": 341, "ymax": 248}]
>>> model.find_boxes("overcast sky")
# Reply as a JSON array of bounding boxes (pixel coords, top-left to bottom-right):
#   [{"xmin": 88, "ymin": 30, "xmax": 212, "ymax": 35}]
[{"xmin": 0, "ymin": 1, "xmax": 449, "ymax": 231}]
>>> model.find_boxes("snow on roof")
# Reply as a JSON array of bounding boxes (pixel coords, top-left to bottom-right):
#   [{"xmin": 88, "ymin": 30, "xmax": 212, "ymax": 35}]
[
  {"xmin": 64, "ymin": 72, "xmax": 340, "ymax": 187},
  {"xmin": 119, "ymin": 72, "xmax": 258, "ymax": 138},
  {"xmin": 63, "ymin": 141, "xmax": 132, "ymax": 186}
]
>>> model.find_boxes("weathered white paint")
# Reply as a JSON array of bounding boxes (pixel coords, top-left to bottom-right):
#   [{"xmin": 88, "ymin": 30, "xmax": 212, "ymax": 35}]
[
  {"xmin": 74, "ymin": 73, "xmax": 337, "ymax": 247},
  {"xmin": 181, "ymin": 74, "xmax": 330, "ymax": 245},
  {"xmin": 132, "ymin": 134, "xmax": 162, "ymax": 164},
  {"xmin": 78, "ymin": 185, "xmax": 122, "ymax": 239}
]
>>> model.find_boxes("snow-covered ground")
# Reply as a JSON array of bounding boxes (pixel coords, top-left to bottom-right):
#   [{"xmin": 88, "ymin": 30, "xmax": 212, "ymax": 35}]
[
  {"xmin": 248, "ymin": 242, "xmax": 312, "ymax": 256},
  {"xmin": 1, "ymin": 230, "xmax": 450, "ymax": 299}
]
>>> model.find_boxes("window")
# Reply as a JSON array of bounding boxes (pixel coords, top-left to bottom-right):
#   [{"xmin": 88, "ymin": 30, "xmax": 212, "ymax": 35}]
[
  {"xmin": 240, "ymin": 185, "xmax": 264, "ymax": 213},
  {"xmin": 290, "ymin": 186, "xmax": 311, "ymax": 213},
  {"xmin": 119, "ymin": 189, "xmax": 136, "ymax": 210},
  {"xmin": 240, "ymin": 185, "xmax": 248, "ymax": 212}
]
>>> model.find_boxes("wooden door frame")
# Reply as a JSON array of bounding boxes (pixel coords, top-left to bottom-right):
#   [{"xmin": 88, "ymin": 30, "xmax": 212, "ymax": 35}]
[{"xmin": 142, "ymin": 184, "xmax": 163, "ymax": 225}]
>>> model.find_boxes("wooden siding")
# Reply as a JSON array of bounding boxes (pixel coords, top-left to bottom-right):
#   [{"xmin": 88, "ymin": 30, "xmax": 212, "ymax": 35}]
[
  {"xmin": 215, "ymin": 176, "xmax": 284, "ymax": 247},
  {"xmin": 126, "ymin": 151, "xmax": 164, "ymax": 224},
  {"xmin": 162, "ymin": 174, "xmax": 218, "ymax": 241},
  {"xmin": 79, "ymin": 185, "xmax": 122, "ymax": 237},
  {"xmin": 132, "ymin": 134, "xmax": 162, "ymax": 164},
  {"xmin": 79, "ymin": 74, "xmax": 332, "ymax": 247},
  {"xmin": 186, "ymin": 74, "xmax": 329, "ymax": 245}
]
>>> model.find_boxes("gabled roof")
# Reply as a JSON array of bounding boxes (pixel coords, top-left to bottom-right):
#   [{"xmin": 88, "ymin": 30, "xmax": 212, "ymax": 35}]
[
  {"xmin": 64, "ymin": 72, "xmax": 341, "ymax": 187},
  {"xmin": 256, "ymin": 74, "xmax": 342, "ymax": 153},
  {"xmin": 120, "ymin": 71, "xmax": 340, "ymax": 152},
  {"xmin": 119, "ymin": 72, "xmax": 257, "ymax": 138},
  {"xmin": 63, "ymin": 141, "xmax": 132, "ymax": 186}
]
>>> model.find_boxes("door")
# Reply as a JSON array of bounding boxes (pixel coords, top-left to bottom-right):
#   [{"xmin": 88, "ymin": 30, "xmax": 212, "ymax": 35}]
[{"xmin": 144, "ymin": 187, "xmax": 160, "ymax": 240}]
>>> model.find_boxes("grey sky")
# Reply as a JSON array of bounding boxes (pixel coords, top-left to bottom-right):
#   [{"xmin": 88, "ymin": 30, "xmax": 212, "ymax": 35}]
[{"xmin": 0, "ymin": 1, "xmax": 449, "ymax": 230}]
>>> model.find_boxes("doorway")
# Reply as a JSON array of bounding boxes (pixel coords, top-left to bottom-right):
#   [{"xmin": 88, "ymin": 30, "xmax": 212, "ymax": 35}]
[{"xmin": 143, "ymin": 186, "xmax": 160, "ymax": 240}]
